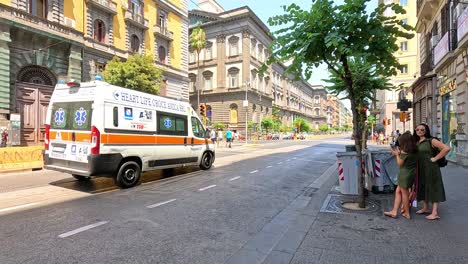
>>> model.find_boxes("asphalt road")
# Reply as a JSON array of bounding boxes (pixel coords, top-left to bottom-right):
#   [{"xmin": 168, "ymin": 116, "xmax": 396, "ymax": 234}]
[{"xmin": 0, "ymin": 138, "xmax": 349, "ymax": 264}]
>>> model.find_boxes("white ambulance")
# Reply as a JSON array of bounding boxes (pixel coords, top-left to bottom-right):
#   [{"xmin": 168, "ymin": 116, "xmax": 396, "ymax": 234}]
[{"xmin": 43, "ymin": 81, "xmax": 215, "ymax": 188}]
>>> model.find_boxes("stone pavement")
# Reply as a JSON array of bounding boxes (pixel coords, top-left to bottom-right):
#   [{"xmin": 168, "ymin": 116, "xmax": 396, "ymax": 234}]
[{"xmin": 259, "ymin": 163, "xmax": 468, "ymax": 264}]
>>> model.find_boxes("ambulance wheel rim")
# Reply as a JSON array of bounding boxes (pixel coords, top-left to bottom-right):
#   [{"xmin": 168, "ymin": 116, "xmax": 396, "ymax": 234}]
[{"xmin": 124, "ymin": 168, "xmax": 136, "ymax": 182}]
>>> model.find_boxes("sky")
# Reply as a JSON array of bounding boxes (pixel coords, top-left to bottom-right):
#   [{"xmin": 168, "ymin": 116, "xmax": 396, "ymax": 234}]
[{"xmin": 188, "ymin": 0, "xmax": 379, "ymax": 110}]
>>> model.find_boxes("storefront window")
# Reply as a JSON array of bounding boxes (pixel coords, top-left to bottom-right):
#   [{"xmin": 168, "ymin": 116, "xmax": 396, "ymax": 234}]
[{"xmin": 442, "ymin": 93, "xmax": 458, "ymax": 161}]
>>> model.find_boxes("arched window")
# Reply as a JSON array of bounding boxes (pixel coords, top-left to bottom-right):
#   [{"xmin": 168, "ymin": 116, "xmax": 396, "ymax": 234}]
[
  {"xmin": 93, "ymin": 19, "xmax": 106, "ymax": 43},
  {"xmin": 314, "ymin": 96, "xmax": 320, "ymax": 104},
  {"xmin": 131, "ymin": 34, "xmax": 140, "ymax": 53},
  {"xmin": 205, "ymin": 41, "xmax": 213, "ymax": 60},
  {"xmin": 250, "ymin": 38, "xmax": 257, "ymax": 57},
  {"xmin": 228, "ymin": 67, "xmax": 239, "ymax": 88},
  {"xmin": 158, "ymin": 46, "xmax": 167, "ymax": 63},
  {"xmin": 230, "ymin": 104, "xmax": 238, "ymax": 124},
  {"xmin": 189, "ymin": 73, "xmax": 196, "ymax": 92},
  {"xmin": 315, "ymin": 108, "xmax": 320, "ymax": 116},
  {"xmin": 228, "ymin": 36, "xmax": 239, "ymax": 56},
  {"xmin": 203, "ymin": 71, "xmax": 213, "ymax": 90}
]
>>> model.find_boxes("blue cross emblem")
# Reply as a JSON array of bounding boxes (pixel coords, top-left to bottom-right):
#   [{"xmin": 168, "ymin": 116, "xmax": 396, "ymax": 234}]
[
  {"xmin": 54, "ymin": 108, "xmax": 65, "ymax": 125},
  {"xmin": 163, "ymin": 118, "xmax": 172, "ymax": 128},
  {"xmin": 75, "ymin": 107, "xmax": 87, "ymax": 126}
]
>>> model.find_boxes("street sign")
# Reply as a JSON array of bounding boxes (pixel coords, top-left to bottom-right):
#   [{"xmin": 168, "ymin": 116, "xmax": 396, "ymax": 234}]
[{"xmin": 397, "ymin": 99, "xmax": 412, "ymax": 112}]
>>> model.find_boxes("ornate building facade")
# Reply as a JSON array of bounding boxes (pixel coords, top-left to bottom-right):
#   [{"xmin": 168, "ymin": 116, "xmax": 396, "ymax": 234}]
[
  {"xmin": 188, "ymin": 1, "xmax": 329, "ymax": 134},
  {"xmin": 0, "ymin": 0, "xmax": 188, "ymax": 145},
  {"xmin": 412, "ymin": 0, "xmax": 468, "ymax": 165}
]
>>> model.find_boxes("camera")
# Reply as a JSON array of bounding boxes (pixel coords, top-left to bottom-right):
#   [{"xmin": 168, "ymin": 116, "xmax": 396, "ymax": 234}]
[{"xmin": 390, "ymin": 140, "xmax": 399, "ymax": 149}]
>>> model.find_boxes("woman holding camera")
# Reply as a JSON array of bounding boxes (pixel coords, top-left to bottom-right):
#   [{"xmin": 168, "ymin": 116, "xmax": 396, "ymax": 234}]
[
  {"xmin": 413, "ymin": 123, "xmax": 450, "ymax": 220},
  {"xmin": 384, "ymin": 132, "xmax": 418, "ymax": 220}
]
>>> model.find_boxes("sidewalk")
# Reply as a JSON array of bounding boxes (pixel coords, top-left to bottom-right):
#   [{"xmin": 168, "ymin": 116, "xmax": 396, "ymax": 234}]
[{"xmin": 271, "ymin": 163, "xmax": 468, "ymax": 264}]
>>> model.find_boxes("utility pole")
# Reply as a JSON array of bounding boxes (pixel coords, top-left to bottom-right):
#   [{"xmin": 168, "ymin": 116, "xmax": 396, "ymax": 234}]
[{"xmin": 244, "ymin": 81, "xmax": 249, "ymax": 145}]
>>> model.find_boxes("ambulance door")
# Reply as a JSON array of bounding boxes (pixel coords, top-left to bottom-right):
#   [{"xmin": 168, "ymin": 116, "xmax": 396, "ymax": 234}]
[
  {"xmin": 189, "ymin": 116, "xmax": 208, "ymax": 160},
  {"xmin": 154, "ymin": 112, "xmax": 192, "ymax": 168}
]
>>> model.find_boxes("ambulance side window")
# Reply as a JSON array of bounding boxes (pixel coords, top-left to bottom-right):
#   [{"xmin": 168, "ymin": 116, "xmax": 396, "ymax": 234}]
[
  {"xmin": 113, "ymin": 107, "xmax": 118, "ymax": 127},
  {"xmin": 157, "ymin": 112, "xmax": 187, "ymax": 136}
]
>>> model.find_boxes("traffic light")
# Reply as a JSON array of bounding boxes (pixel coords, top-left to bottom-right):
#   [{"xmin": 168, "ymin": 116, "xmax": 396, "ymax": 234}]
[
  {"xmin": 383, "ymin": 118, "xmax": 388, "ymax": 126},
  {"xmin": 399, "ymin": 112, "xmax": 407, "ymax": 122},
  {"xmin": 199, "ymin": 104, "xmax": 206, "ymax": 117},
  {"xmin": 388, "ymin": 119, "xmax": 391, "ymax": 125},
  {"xmin": 406, "ymin": 112, "xmax": 411, "ymax": 122}
]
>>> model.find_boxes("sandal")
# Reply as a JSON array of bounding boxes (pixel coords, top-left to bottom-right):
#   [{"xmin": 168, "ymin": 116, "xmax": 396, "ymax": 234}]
[
  {"xmin": 426, "ymin": 215, "xmax": 440, "ymax": 220},
  {"xmin": 416, "ymin": 209, "xmax": 431, "ymax": 214},
  {"xmin": 384, "ymin": 212, "xmax": 397, "ymax": 219},
  {"xmin": 402, "ymin": 213, "xmax": 411, "ymax": 220}
]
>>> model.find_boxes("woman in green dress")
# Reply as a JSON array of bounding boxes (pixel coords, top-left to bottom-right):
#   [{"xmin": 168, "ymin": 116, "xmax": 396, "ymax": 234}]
[
  {"xmin": 413, "ymin": 123, "xmax": 450, "ymax": 220},
  {"xmin": 384, "ymin": 132, "xmax": 418, "ymax": 219}
]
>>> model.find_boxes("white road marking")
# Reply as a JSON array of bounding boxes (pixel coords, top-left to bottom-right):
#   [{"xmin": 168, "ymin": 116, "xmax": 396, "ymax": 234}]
[
  {"xmin": 249, "ymin": 170, "xmax": 259, "ymax": 174},
  {"xmin": 286, "ymin": 159, "xmax": 291, "ymax": 161},
  {"xmin": 229, "ymin": 176, "xmax": 241, "ymax": 181},
  {"xmin": 277, "ymin": 162, "xmax": 283, "ymax": 164},
  {"xmin": 58, "ymin": 221, "xmax": 109, "ymax": 238},
  {"xmin": 266, "ymin": 165, "xmax": 273, "ymax": 168},
  {"xmin": 146, "ymin": 199, "xmax": 177, "ymax": 209},
  {"xmin": 292, "ymin": 157, "xmax": 298, "ymax": 159},
  {"xmin": 0, "ymin": 202, "xmax": 40, "ymax": 213},
  {"xmin": 199, "ymin": 185, "xmax": 216, "ymax": 191}
]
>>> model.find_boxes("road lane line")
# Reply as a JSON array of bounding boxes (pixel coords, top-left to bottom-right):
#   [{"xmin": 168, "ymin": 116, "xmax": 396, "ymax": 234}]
[
  {"xmin": 146, "ymin": 199, "xmax": 177, "ymax": 209},
  {"xmin": 249, "ymin": 170, "xmax": 259, "ymax": 174},
  {"xmin": 266, "ymin": 165, "xmax": 273, "ymax": 168},
  {"xmin": 277, "ymin": 162, "xmax": 283, "ymax": 164},
  {"xmin": 286, "ymin": 159, "xmax": 291, "ymax": 161},
  {"xmin": 58, "ymin": 221, "xmax": 109, "ymax": 238},
  {"xmin": 199, "ymin": 185, "xmax": 216, "ymax": 191},
  {"xmin": 229, "ymin": 176, "xmax": 241, "ymax": 181},
  {"xmin": 0, "ymin": 202, "xmax": 40, "ymax": 213}
]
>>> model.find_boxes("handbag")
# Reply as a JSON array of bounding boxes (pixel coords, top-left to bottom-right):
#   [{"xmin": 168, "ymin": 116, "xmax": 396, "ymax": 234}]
[{"xmin": 430, "ymin": 138, "xmax": 448, "ymax": 167}]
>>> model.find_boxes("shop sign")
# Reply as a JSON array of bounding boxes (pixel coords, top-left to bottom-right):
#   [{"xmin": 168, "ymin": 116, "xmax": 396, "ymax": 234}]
[
  {"xmin": 434, "ymin": 32, "xmax": 449, "ymax": 66},
  {"xmin": 458, "ymin": 6, "xmax": 468, "ymax": 42},
  {"xmin": 439, "ymin": 79, "xmax": 457, "ymax": 96}
]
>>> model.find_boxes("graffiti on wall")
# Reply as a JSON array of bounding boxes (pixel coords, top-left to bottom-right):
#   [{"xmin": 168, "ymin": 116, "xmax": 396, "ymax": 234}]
[{"xmin": 0, "ymin": 146, "xmax": 43, "ymax": 171}]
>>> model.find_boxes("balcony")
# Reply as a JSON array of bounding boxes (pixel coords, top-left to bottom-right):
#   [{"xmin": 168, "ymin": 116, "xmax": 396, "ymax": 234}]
[
  {"xmin": 457, "ymin": 6, "xmax": 468, "ymax": 47},
  {"xmin": 124, "ymin": 11, "xmax": 149, "ymax": 30},
  {"xmin": 154, "ymin": 25, "xmax": 174, "ymax": 41},
  {"xmin": 417, "ymin": 0, "xmax": 440, "ymax": 19},
  {"xmin": 433, "ymin": 30, "xmax": 457, "ymax": 68},
  {"xmin": 86, "ymin": 0, "xmax": 117, "ymax": 15},
  {"xmin": 0, "ymin": 3, "xmax": 83, "ymax": 43}
]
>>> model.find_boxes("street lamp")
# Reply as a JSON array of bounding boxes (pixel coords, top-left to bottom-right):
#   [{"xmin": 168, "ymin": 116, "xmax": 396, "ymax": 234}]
[{"xmin": 243, "ymin": 81, "xmax": 250, "ymax": 145}]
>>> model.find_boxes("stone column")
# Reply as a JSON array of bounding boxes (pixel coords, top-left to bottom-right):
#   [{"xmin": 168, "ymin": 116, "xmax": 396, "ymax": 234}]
[
  {"xmin": 242, "ymin": 29, "xmax": 251, "ymax": 87},
  {"xmin": 0, "ymin": 24, "xmax": 11, "ymax": 112},
  {"xmin": 68, "ymin": 45, "xmax": 83, "ymax": 81},
  {"xmin": 216, "ymin": 34, "xmax": 226, "ymax": 90}
]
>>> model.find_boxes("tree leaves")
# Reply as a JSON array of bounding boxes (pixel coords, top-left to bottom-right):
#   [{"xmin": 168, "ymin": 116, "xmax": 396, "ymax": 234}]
[{"xmin": 103, "ymin": 54, "xmax": 163, "ymax": 95}]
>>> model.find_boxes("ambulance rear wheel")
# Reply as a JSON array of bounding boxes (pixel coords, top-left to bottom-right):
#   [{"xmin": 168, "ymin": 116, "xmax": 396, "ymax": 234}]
[
  {"xmin": 116, "ymin": 161, "xmax": 141, "ymax": 188},
  {"xmin": 199, "ymin": 152, "xmax": 213, "ymax": 170},
  {"xmin": 72, "ymin": 175, "xmax": 91, "ymax": 181}
]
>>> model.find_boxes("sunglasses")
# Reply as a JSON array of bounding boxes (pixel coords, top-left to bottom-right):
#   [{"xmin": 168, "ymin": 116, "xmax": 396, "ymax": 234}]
[{"xmin": 416, "ymin": 128, "xmax": 425, "ymax": 131}]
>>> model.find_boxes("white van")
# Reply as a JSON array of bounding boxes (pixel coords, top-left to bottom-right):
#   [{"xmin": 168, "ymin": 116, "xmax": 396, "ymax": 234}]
[{"xmin": 43, "ymin": 81, "xmax": 215, "ymax": 188}]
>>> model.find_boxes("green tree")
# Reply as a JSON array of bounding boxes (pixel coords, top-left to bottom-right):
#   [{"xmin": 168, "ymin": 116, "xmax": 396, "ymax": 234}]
[
  {"xmin": 261, "ymin": 117, "xmax": 275, "ymax": 133},
  {"xmin": 319, "ymin": 124, "xmax": 329, "ymax": 133},
  {"xmin": 190, "ymin": 25, "xmax": 206, "ymax": 107},
  {"xmin": 266, "ymin": 0, "xmax": 412, "ymax": 207},
  {"xmin": 293, "ymin": 117, "xmax": 310, "ymax": 133},
  {"xmin": 213, "ymin": 123, "xmax": 225, "ymax": 130},
  {"xmin": 103, "ymin": 54, "xmax": 163, "ymax": 95}
]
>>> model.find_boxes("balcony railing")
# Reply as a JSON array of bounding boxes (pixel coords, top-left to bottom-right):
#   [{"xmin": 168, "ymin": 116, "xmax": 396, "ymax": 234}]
[
  {"xmin": 154, "ymin": 25, "xmax": 174, "ymax": 41},
  {"xmin": 0, "ymin": 3, "xmax": 83, "ymax": 43},
  {"xmin": 433, "ymin": 29, "xmax": 457, "ymax": 66},
  {"xmin": 124, "ymin": 11, "xmax": 149, "ymax": 30},
  {"xmin": 86, "ymin": 0, "xmax": 117, "ymax": 15}
]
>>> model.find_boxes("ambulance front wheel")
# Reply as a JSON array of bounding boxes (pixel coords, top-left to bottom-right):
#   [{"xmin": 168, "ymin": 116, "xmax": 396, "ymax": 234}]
[
  {"xmin": 115, "ymin": 161, "xmax": 141, "ymax": 188},
  {"xmin": 199, "ymin": 152, "xmax": 214, "ymax": 170}
]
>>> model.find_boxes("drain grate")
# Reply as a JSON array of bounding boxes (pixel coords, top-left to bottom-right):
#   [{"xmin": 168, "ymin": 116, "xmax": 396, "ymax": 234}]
[{"xmin": 320, "ymin": 194, "xmax": 382, "ymax": 215}]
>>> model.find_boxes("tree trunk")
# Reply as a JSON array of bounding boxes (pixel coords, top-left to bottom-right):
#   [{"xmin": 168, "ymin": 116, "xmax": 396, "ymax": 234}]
[{"xmin": 349, "ymin": 92, "xmax": 366, "ymax": 208}]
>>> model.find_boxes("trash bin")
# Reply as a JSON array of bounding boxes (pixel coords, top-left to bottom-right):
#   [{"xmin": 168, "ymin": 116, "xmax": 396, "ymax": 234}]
[
  {"xmin": 366, "ymin": 150, "xmax": 397, "ymax": 193},
  {"xmin": 345, "ymin": 145, "xmax": 356, "ymax": 152},
  {"xmin": 336, "ymin": 151, "xmax": 367, "ymax": 195}
]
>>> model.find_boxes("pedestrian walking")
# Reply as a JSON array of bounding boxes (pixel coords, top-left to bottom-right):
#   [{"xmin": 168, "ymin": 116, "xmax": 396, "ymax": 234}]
[
  {"xmin": 384, "ymin": 132, "xmax": 418, "ymax": 220},
  {"xmin": 0, "ymin": 128, "xmax": 8, "ymax": 148},
  {"xmin": 225, "ymin": 128, "xmax": 233, "ymax": 148},
  {"xmin": 413, "ymin": 123, "xmax": 450, "ymax": 220},
  {"xmin": 217, "ymin": 129, "xmax": 223, "ymax": 147},
  {"xmin": 210, "ymin": 129, "xmax": 217, "ymax": 145},
  {"xmin": 378, "ymin": 132, "xmax": 384, "ymax": 145}
]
